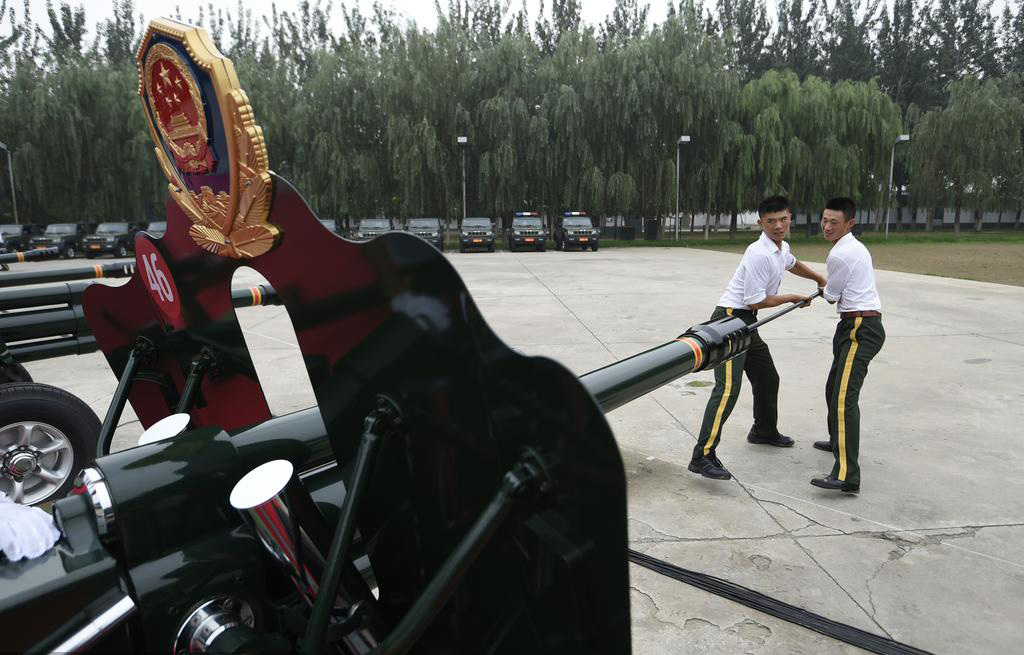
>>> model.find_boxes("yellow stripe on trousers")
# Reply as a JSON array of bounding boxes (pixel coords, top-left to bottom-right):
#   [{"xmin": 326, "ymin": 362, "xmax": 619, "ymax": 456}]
[
  {"xmin": 837, "ymin": 317, "xmax": 863, "ymax": 481},
  {"xmin": 703, "ymin": 308, "xmax": 734, "ymax": 456}
]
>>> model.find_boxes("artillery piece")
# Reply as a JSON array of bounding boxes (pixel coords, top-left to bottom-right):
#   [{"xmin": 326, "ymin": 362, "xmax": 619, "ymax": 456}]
[{"xmin": 0, "ymin": 20, "xmax": 766, "ymax": 654}]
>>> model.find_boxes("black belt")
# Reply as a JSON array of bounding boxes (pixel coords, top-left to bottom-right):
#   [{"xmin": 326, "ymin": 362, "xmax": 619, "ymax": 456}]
[{"xmin": 840, "ymin": 310, "xmax": 881, "ymax": 319}]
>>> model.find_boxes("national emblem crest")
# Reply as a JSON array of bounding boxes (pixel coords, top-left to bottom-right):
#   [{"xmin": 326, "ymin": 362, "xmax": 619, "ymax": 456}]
[{"xmin": 136, "ymin": 19, "xmax": 279, "ymax": 259}]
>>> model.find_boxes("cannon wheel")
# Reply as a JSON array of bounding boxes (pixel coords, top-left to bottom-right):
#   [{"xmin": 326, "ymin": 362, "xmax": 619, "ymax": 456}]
[{"xmin": 0, "ymin": 383, "xmax": 100, "ymax": 506}]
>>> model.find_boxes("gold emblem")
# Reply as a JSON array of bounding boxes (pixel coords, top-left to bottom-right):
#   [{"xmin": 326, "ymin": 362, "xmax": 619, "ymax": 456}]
[{"xmin": 137, "ymin": 19, "xmax": 279, "ymax": 259}]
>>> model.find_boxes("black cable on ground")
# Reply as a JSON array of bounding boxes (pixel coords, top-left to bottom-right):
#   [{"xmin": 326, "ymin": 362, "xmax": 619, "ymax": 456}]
[{"xmin": 628, "ymin": 549, "xmax": 934, "ymax": 655}]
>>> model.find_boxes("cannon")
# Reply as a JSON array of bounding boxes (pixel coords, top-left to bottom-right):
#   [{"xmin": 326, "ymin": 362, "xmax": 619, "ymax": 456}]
[
  {"xmin": 0, "ymin": 278, "xmax": 282, "ymax": 506},
  {"xmin": 0, "ymin": 20, "xmax": 777, "ymax": 655},
  {"xmin": 0, "ymin": 247, "xmax": 58, "ymax": 264}
]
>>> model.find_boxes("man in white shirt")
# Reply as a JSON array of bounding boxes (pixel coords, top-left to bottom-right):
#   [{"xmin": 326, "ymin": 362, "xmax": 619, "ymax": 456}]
[
  {"xmin": 689, "ymin": 196, "xmax": 826, "ymax": 480},
  {"xmin": 811, "ymin": 197, "xmax": 885, "ymax": 494}
]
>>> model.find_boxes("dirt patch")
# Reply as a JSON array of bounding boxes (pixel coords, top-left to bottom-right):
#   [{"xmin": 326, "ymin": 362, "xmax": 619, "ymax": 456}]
[{"xmin": 695, "ymin": 241, "xmax": 1024, "ymax": 287}]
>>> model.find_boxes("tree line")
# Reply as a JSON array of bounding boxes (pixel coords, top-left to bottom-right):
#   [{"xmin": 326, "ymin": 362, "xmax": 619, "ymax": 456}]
[{"xmin": 1, "ymin": 0, "xmax": 1022, "ymax": 236}]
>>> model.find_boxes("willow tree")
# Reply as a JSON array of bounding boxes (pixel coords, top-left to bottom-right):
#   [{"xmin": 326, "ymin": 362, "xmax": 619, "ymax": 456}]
[{"xmin": 910, "ymin": 76, "xmax": 1024, "ymax": 235}]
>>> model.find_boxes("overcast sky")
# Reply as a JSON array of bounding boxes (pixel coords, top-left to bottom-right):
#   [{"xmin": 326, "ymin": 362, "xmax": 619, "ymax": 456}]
[
  {"xmin": 26, "ymin": 0, "xmax": 669, "ymax": 35},
  {"xmin": 19, "ymin": 0, "xmax": 1012, "ymax": 39}
]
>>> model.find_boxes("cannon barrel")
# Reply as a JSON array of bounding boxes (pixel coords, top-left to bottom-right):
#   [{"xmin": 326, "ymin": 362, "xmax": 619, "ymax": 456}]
[
  {"xmin": 0, "ymin": 279, "xmax": 96, "ymax": 311},
  {"xmin": 0, "ymin": 261, "xmax": 137, "ymax": 288},
  {"xmin": 580, "ymin": 315, "xmax": 752, "ymax": 413},
  {"xmin": 8, "ymin": 334, "xmax": 98, "ymax": 362},
  {"xmin": 0, "ymin": 283, "xmax": 281, "ymax": 363},
  {"xmin": 0, "ymin": 247, "xmax": 58, "ymax": 263},
  {"xmin": 0, "ymin": 305, "xmax": 88, "ymax": 342}
]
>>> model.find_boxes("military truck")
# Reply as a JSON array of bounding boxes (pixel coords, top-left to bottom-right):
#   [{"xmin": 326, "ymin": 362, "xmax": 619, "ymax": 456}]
[
  {"xmin": 0, "ymin": 224, "xmax": 43, "ymax": 252},
  {"xmin": 554, "ymin": 211, "xmax": 600, "ymax": 251},
  {"xmin": 29, "ymin": 222, "xmax": 89, "ymax": 259},
  {"xmin": 506, "ymin": 211, "xmax": 547, "ymax": 252},
  {"xmin": 350, "ymin": 217, "xmax": 393, "ymax": 241},
  {"xmin": 318, "ymin": 218, "xmax": 344, "ymax": 235},
  {"xmin": 83, "ymin": 222, "xmax": 138, "ymax": 258},
  {"xmin": 458, "ymin": 216, "xmax": 496, "ymax": 253},
  {"xmin": 142, "ymin": 220, "xmax": 167, "ymax": 238},
  {"xmin": 404, "ymin": 217, "xmax": 445, "ymax": 250}
]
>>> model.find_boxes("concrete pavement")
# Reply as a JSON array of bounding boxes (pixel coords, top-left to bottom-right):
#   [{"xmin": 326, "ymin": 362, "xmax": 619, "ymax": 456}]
[{"xmin": 17, "ymin": 246, "xmax": 1024, "ymax": 653}]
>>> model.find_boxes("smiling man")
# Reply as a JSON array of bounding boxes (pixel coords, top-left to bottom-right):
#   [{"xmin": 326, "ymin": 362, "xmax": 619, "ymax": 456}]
[
  {"xmin": 688, "ymin": 196, "xmax": 826, "ymax": 481},
  {"xmin": 811, "ymin": 197, "xmax": 885, "ymax": 495}
]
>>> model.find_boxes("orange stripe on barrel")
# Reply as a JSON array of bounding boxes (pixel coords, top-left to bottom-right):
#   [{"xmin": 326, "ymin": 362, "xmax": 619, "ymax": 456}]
[
  {"xmin": 672, "ymin": 336, "xmax": 704, "ymax": 371},
  {"xmin": 250, "ymin": 286, "xmax": 262, "ymax": 306},
  {"xmin": 94, "ymin": 264, "xmax": 103, "ymax": 278},
  {"xmin": 16, "ymin": 252, "xmax": 24, "ymax": 263}
]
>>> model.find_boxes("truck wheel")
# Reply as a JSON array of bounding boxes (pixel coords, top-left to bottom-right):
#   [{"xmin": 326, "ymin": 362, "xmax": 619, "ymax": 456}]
[
  {"xmin": 592, "ymin": 243, "xmax": 599, "ymax": 251},
  {"xmin": 116, "ymin": 244, "xmax": 129, "ymax": 258},
  {"xmin": 62, "ymin": 245, "xmax": 76, "ymax": 259},
  {"xmin": 538, "ymin": 243, "xmax": 546, "ymax": 252},
  {"xmin": 487, "ymin": 244, "xmax": 494, "ymax": 253},
  {"xmin": 0, "ymin": 383, "xmax": 100, "ymax": 506}
]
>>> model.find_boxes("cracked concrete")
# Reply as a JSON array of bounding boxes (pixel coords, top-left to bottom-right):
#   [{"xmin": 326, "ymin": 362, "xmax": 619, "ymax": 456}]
[{"xmin": 18, "ymin": 248, "xmax": 1024, "ymax": 652}]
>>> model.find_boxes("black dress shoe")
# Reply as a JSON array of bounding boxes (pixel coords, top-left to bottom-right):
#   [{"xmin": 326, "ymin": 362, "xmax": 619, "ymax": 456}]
[
  {"xmin": 747, "ymin": 430, "xmax": 795, "ymax": 447},
  {"xmin": 810, "ymin": 474, "xmax": 859, "ymax": 494},
  {"xmin": 813, "ymin": 440, "xmax": 833, "ymax": 452},
  {"xmin": 688, "ymin": 457, "xmax": 732, "ymax": 480}
]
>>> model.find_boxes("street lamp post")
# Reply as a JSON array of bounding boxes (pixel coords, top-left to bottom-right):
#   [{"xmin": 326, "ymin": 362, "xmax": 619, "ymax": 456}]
[
  {"xmin": 0, "ymin": 141, "xmax": 18, "ymax": 224},
  {"xmin": 674, "ymin": 135, "xmax": 690, "ymax": 241},
  {"xmin": 885, "ymin": 134, "xmax": 911, "ymax": 240},
  {"xmin": 457, "ymin": 136, "xmax": 469, "ymax": 231}
]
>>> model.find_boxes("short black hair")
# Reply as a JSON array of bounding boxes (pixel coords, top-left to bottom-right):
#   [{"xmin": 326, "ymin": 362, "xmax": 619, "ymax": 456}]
[
  {"xmin": 757, "ymin": 195, "xmax": 789, "ymax": 217},
  {"xmin": 825, "ymin": 197, "xmax": 856, "ymax": 221}
]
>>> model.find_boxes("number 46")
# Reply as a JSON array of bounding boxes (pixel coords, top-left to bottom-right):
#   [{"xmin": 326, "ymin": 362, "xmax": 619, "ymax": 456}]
[{"xmin": 142, "ymin": 252, "xmax": 174, "ymax": 303}]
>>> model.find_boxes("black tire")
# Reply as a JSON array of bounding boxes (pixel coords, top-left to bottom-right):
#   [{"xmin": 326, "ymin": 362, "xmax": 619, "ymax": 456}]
[
  {"xmin": 116, "ymin": 243, "xmax": 129, "ymax": 258},
  {"xmin": 459, "ymin": 244, "xmax": 466, "ymax": 253},
  {"xmin": 0, "ymin": 383, "xmax": 100, "ymax": 505},
  {"xmin": 538, "ymin": 243, "xmax": 546, "ymax": 252},
  {"xmin": 487, "ymin": 244, "xmax": 494, "ymax": 253},
  {"xmin": 0, "ymin": 362, "xmax": 32, "ymax": 384},
  {"xmin": 592, "ymin": 243, "xmax": 599, "ymax": 251},
  {"xmin": 86, "ymin": 253, "xmax": 97, "ymax": 259},
  {"xmin": 62, "ymin": 244, "xmax": 76, "ymax": 259}
]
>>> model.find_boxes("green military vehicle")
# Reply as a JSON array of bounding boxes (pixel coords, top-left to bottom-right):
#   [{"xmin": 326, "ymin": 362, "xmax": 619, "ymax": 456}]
[
  {"xmin": 83, "ymin": 222, "xmax": 139, "ymax": 258},
  {"xmin": 554, "ymin": 211, "xmax": 600, "ymax": 251},
  {"xmin": 29, "ymin": 222, "xmax": 89, "ymax": 259},
  {"xmin": 506, "ymin": 211, "xmax": 547, "ymax": 252},
  {"xmin": 350, "ymin": 217, "xmax": 393, "ymax": 241},
  {"xmin": 458, "ymin": 217, "xmax": 496, "ymax": 253},
  {"xmin": 142, "ymin": 220, "xmax": 167, "ymax": 238},
  {"xmin": 0, "ymin": 224, "xmax": 44, "ymax": 252},
  {"xmin": 403, "ymin": 217, "xmax": 445, "ymax": 250}
]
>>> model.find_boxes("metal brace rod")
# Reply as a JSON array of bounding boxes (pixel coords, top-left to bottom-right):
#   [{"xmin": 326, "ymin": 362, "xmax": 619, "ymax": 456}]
[
  {"xmin": 96, "ymin": 337, "xmax": 153, "ymax": 458},
  {"xmin": 174, "ymin": 348, "xmax": 217, "ymax": 415},
  {"xmin": 370, "ymin": 459, "xmax": 544, "ymax": 655},
  {"xmin": 302, "ymin": 397, "xmax": 402, "ymax": 655}
]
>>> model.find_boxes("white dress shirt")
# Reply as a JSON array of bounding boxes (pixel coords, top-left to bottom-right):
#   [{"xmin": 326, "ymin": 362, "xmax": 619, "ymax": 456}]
[
  {"xmin": 718, "ymin": 232, "xmax": 796, "ymax": 309},
  {"xmin": 823, "ymin": 233, "xmax": 881, "ymax": 313}
]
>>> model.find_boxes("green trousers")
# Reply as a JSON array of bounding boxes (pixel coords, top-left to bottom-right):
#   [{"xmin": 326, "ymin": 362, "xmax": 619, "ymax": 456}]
[
  {"xmin": 692, "ymin": 306, "xmax": 781, "ymax": 462},
  {"xmin": 824, "ymin": 316, "xmax": 885, "ymax": 486}
]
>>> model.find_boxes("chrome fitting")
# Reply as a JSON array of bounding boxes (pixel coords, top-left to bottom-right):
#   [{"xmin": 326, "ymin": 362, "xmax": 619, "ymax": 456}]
[
  {"xmin": 173, "ymin": 596, "xmax": 254, "ymax": 655},
  {"xmin": 80, "ymin": 467, "xmax": 115, "ymax": 537}
]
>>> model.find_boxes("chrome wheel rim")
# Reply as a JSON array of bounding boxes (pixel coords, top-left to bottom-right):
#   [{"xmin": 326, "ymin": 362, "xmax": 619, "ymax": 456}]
[{"xmin": 0, "ymin": 421, "xmax": 75, "ymax": 505}]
